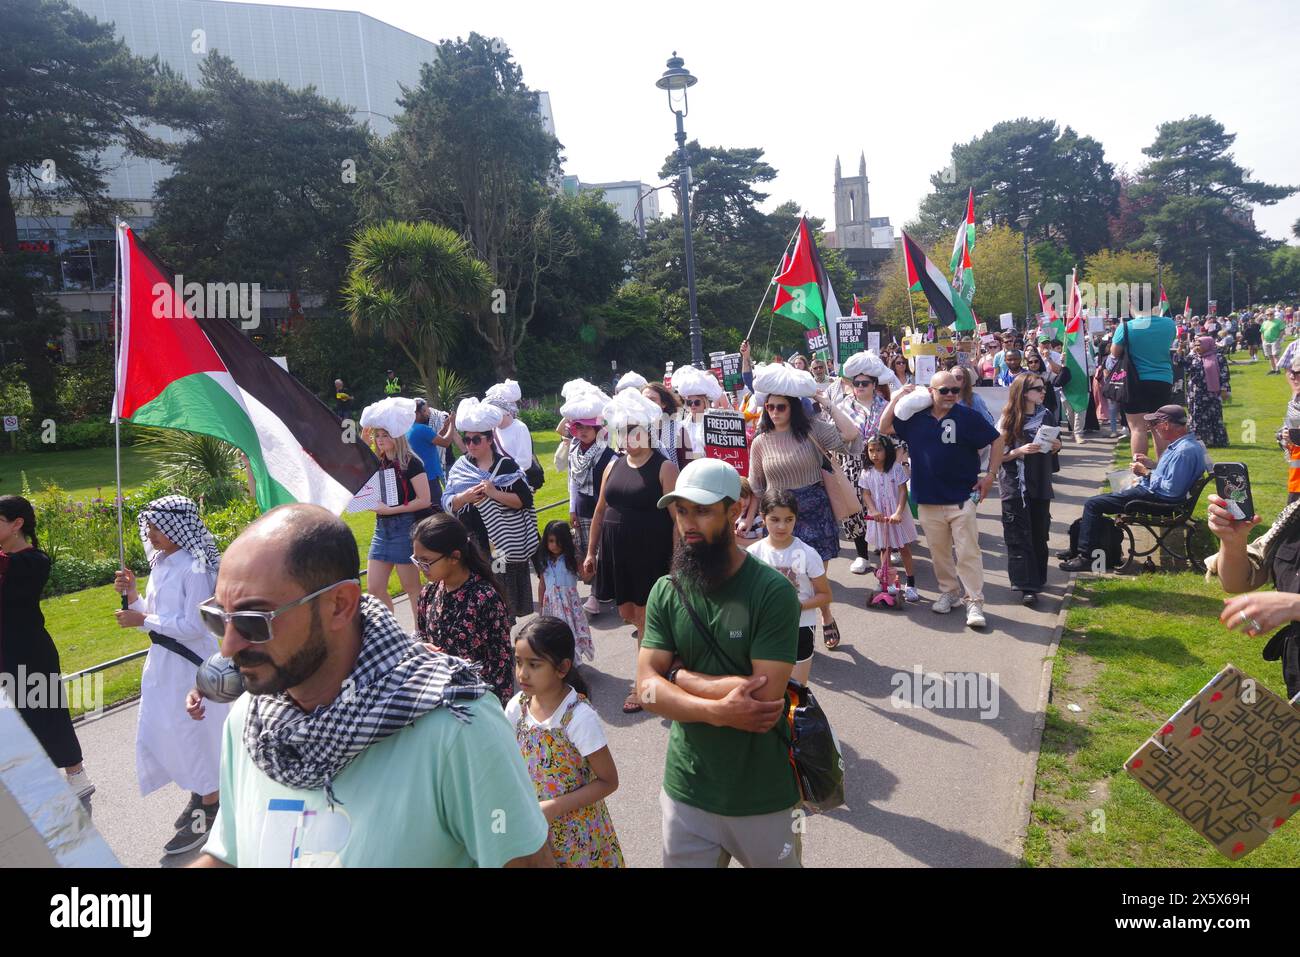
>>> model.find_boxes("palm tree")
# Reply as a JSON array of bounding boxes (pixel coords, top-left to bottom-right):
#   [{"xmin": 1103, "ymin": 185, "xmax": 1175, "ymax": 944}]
[{"xmin": 342, "ymin": 221, "xmax": 493, "ymax": 400}]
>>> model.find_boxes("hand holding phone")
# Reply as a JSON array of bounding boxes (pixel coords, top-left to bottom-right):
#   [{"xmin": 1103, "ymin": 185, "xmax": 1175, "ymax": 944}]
[{"xmin": 1212, "ymin": 462, "xmax": 1254, "ymax": 522}]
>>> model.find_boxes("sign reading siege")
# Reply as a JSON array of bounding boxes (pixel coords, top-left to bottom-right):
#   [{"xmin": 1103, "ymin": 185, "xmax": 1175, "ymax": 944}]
[
  {"xmin": 720, "ymin": 352, "xmax": 743, "ymax": 391},
  {"xmin": 837, "ymin": 319, "xmax": 867, "ymax": 361},
  {"xmin": 1125, "ymin": 664, "xmax": 1300, "ymax": 859},
  {"xmin": 703, "ymin": 410, "xmax": 749, "ymax": 475},
  {"xmin": 804, "ymin": 326, "xmax": 830, "ymax": 357}
]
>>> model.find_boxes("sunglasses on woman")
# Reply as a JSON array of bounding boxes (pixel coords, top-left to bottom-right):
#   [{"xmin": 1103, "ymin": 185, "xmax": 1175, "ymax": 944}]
[
  {"xmin": 852, "ymin": 378, "xmax": 876, "ymax": 388},
  {"xmin": 197, "ymin": 578, "xmax": 360, "ymax": 644},
  {"xmin": 1025, "ymin": 383, "xmax": 1046, "ymax": 393},
  {"xmin": 465, "ymin": 434, "xmax": 489, "ymax": 446},
  {"xmin": 685, "ymin": 397, "xmax": 707, "ymax": 408},
  {"xmin": 765, "ymin": 402, "xmax": 789, "ymax": 413}
]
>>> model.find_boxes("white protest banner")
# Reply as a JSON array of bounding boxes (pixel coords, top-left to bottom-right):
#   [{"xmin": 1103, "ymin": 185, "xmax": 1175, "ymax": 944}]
[{"xmin": 999, "ymin": 313, "xmax": 1014, "ymax": 331}]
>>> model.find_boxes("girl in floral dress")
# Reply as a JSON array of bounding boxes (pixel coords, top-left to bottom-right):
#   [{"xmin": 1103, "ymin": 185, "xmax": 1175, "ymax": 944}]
[
  {"xmin": 536, "ymin": 521, "xmax": 594, "ymax": 661},
  {"xmin": 506, "ymin": 617, "xmax": 623, "ymax": 868},
  {"xmin": 858, "ymin": 435, "xmax": 921, "ymax": 602}
]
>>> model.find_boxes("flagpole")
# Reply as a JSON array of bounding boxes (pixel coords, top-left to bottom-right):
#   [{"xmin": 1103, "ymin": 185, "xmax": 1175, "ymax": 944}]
[
  {"xmin": 744, "ymin": 221, "xmax": 800, "ymax": 343},
  {"xmin": 112, "ymin": 221, "xmax": 127, "ymax": 611}
]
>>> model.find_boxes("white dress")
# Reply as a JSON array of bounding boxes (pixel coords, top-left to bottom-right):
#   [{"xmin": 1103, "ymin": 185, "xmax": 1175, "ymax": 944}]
[{"xmin": 129, "ymin": 549, "xmax": 229, "ymax": 796}]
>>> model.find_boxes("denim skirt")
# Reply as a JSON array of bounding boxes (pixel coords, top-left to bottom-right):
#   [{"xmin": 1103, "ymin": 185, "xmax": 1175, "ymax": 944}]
[{"xmin": 369, "ymin": 512, "xmax": 417, "ymax": 564}]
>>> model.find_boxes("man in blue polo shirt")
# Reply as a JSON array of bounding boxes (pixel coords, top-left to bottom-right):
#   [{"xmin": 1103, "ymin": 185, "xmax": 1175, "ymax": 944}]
[
  {"xmin": 1060, "ymin": 405, "xmax": 1208, "ymax": 572},
  {"xmin": 881, "ymin": 370, "xmax": 1004, "ymax": 629}
]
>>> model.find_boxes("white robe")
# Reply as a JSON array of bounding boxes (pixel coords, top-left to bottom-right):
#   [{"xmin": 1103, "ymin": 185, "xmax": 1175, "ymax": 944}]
[{"xmin": 130, "ymin": 549, "xmax": 229, "ymax": 796}]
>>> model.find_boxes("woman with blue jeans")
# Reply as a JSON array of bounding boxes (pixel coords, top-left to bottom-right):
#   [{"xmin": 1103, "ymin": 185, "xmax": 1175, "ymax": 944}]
[{"xmin": 361, "ymin": 399, "xmax": 433, "ymax": 614}]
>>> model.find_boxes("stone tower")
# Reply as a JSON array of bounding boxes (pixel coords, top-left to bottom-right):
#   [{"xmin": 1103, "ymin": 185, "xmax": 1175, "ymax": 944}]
[{"xmin": 833, "ymin": 152, "xmax": 871, "ymax": 248}]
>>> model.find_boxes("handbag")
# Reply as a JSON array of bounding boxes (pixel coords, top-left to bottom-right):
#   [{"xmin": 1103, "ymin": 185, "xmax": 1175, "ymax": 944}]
[
  {"xmin": 1102, "ymin": 315, "xmax": 1140, "ymax": 404},
  {"xmin": 807, "ymin": 432, "xmax": 862, "ymax": 523},
  {"xmin": 668, "ymin": 576, "xmax": 846, "ymax": 813}
]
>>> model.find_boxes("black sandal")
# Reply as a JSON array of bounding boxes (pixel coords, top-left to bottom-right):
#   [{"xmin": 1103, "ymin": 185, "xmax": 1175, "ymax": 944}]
[{"xmin": 823, "ymin": 621, "xmax": 841, "ymax": 649}]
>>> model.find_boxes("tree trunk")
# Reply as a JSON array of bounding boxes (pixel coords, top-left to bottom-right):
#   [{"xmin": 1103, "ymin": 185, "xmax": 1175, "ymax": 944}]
[{"xmin": 0, "ymin": 181, "xmax": 61, "ymax": 422}]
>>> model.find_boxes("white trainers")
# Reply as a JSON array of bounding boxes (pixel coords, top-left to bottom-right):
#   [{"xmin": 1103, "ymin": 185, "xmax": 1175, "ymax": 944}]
[
  {"xmin": 849, "ymin": 557, "xmax": 871, "ymax": 575},
  {"xmin": 904, "ymin": 586, "xmax": 921, "ymax": 603},
  {"xmin": 931, "ymin": 592, "xmax": 960, "ymax": 614},
  {"xmin": 966, "ymin": 602, "xmax": 987, "ymax": 629},
  {"xmin": 583, "ymin": 596, "xmax": 600, "ymax": 615},
  {"xmin": 65, "ymin": 768, "xmax": 95, "ymax": 800}
]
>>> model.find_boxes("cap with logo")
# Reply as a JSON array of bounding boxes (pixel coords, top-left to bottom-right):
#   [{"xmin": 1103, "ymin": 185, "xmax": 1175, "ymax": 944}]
[{"xmin": 1143, "ymin": 404, "xmax": 1187, "ymax": 426}]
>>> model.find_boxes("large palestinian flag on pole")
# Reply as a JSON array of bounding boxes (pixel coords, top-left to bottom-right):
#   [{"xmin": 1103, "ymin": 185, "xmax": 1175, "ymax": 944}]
[
  {"xmin": 1062, "ymin": 269, "xmax": 1090, "ymax": 412},
  {"xmin": 949, "ymin": 188, "xmax": 976, "ymax": 306},
  {"xmin": 111, "ymin": 223, "xmax": 379, "ymax": 512},
  {"xmin": 903, "ymin": 230, "xmax": 975, "ymax": 332},
  {"xmin": 773, "ymin": 216, "xmax": 839, "ymax": 363}
]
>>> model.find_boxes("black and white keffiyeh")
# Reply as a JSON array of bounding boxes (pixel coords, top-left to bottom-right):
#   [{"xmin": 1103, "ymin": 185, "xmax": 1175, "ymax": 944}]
[
  {"xmin": 568, "ymin": 436, "xmax": 609, "ymax": 497},
  {"xmin": 138, "ymin": 495, "xmax": 221, "ymax": 573},
  {"xmin": 243, "ymin": 595, "xmax": 490, "ymax": 805}
]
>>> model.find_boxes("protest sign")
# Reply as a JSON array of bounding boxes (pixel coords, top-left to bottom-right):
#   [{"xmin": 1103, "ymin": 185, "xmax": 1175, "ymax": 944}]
[
  {"xmin": 999, "ymin": 313, "xmax": 1014, "ymax": 331},
  {"xmin": 804, "ymin": 325, "xmax": 830, "ymax": 358},
  {"xmin": 837, "ymin": 319, "xmax": 867, "ymax": 362},
  {"xmin": 914, "ymin": 355, "xmax": 936, "ymax": 386},
  {"xmin": 867, "ymin": 331, "xmax": 880, "ymax": 354},
  {"xmin": 720, "ymin": 352, "xmax": 743, "ymax": 391},
  {"xmin": 1125, "ymin": 664, "xmax": 1300, "ymax": 859},
  {"xmin": 703, "ymin": 410, "xmax": 749, "ymax": 475}
]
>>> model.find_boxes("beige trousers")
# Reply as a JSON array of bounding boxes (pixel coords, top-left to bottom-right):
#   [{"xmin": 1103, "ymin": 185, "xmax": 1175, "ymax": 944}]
[{"xmin": 917, "ymin": 500, "xmax": 985, "ymax": 603}]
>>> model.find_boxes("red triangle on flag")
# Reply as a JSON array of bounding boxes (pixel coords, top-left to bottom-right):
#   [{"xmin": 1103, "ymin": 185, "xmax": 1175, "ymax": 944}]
[{"xmin": 775, "ymin": 218, "xmax": 818, "ymax": 288}]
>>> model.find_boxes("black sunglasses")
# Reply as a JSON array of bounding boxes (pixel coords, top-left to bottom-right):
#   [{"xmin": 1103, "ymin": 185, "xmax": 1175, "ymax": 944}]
[
  {"xmin": 852, "ymin": 378, "xmax": 876, "ymax": 388},
  {"xmin": 465, "ymin": 434, "xmax": 489, "ymax": 445},
  {"xmin": 198, "ymin": 578, "xmax": 359, "ymax": 644},
  {"xmin": 934, "ymin": 387, "xmax": 961, "ymax": 396}
]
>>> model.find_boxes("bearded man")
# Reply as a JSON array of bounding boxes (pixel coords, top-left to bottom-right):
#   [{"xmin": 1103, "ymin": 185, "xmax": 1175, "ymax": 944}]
[{"xmin": 636, "ymin": 458, "xmax": 803, "ymax": 868}]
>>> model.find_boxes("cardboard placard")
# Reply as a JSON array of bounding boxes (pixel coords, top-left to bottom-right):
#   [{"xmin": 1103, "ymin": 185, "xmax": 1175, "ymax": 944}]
[
  {"xmin": 837, "ymin": 319, "xmax": 868, "ymax": 361},
  {"xmin": 344, "ymin": 468, "xmax": 400, "ymax": 513},
  {"xmin": 720, "ymin": 352, "xmax": 744, "ymax": 391},
  {"xmin": 1125, "ymin": 664, "xmax": 1300, "ymax": 860},
  {"xmin": 702, "ymin": 410, "xmax": 749, "ymax": 475},
  {"xmin": 867, "ymin": 331, "xmax": 881, "ymax": 354},
  {"xmin": 914, "ymin": 355, "xmax": 936, "ymax": 386},
  {"xmin": 1087, "ymin": 314, "xmax": 1104, "ymax": 334},
  {"xmin": 999, "ymin": 313, "xmax": 1014, "ymax": 331},
  {"xmin": 804, "ymin": 325, "xmax": 830, "ymax": 357}
]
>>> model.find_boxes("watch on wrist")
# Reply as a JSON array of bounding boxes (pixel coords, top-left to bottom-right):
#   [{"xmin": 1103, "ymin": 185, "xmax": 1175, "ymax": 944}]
[{"xmin": 667, "ymin": 667, "xmax": 681, "ymax": 685}]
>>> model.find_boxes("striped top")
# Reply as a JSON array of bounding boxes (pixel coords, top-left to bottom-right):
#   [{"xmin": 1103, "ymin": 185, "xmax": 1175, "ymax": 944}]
[{"xmin": 749, "ymin": 419, "xmax": 847, "ymax": 494}]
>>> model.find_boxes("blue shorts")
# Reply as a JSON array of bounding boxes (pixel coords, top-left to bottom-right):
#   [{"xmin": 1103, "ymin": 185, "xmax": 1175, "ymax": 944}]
[{"xmin": 368, "ymin": 513, "xmax": 417, "ymax": 564}]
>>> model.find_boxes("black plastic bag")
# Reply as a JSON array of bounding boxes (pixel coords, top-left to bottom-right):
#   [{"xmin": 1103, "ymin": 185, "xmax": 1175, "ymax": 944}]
[{"xmin": 787, "ymin": 682, "xmax": 845, "ymax": 813}]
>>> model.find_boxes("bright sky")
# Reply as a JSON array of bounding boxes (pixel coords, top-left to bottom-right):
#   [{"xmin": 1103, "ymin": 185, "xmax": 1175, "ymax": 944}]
[{"xmin": 274, "ymin": 0, "xmax": 1298, "ymax": 243}]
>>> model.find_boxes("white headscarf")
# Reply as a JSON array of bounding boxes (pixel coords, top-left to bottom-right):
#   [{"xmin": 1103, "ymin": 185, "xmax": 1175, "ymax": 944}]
[
  {"xmin": 671, "ymin": 364, "xmax": 722, "ymax": 400},
  {"xmin": 454, "ymin": 397, "xmax": 504, "ymax": 433},
  {"xmin": 615, "ymin": 371, "xmax": 648, "ymax": 393},
  {"xmin": 602, "ymin": 388, "xmax": 664, "ymax": 434},
  {"xmin": 359, "ymin": 397, "xmax": 417, "ymax": 436}
]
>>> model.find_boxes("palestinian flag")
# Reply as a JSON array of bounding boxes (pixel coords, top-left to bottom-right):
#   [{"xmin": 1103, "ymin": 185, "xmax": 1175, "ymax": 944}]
[
  {"xmin": 851, "ymin": 294, "xmax": 865, "ymax": 317},
  {"xmin": 773, "ymin": 216, "xmax": 839, "ymax": 361},
  {"xmin": 903, "ymin": 231, "xmax": 975, "ymax": 331},
  {"xmin": 1061, "ymin": 270, "xmax": 1090, "ymax": 412},
  {"xmin": 1158, "ymin": 285, "xmax": 1170, "ymax": 317},
  {"xmin": 111, "ymin": 223, "xmax": 378, "ymax": 512},
  {"xmin": 949, "ymin": 188, "xmax": 976, "ymax": 305},
  {"xmin": 1183, "ymin": 296, "xmax": 1192, "ymax": 319}
]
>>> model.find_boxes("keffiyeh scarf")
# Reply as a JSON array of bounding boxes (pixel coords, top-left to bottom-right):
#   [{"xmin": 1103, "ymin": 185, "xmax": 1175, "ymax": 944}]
[
  {"xmin": 569, "ymin": 435, "xmax": 609, "ymax": 497},
  {"xmin": 243, "ymin": 595, "xmax": 490, "ymax": 806},
  {"xmin": 138, "ymin": 495, "xmax": 221, "ymax": 573},
  {"xmin": 443, "ymin": 453, "xmax": 526, "ymax": 504}
]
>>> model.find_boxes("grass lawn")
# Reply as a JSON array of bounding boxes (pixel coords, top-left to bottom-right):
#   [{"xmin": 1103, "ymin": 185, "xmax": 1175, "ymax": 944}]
[
  {"xmin": 2, "ymin": 444, "xmax": 156, "ymax": 500},
  {"xmin": 34, "ymin": 428, "xmax": 570, "ymax": 711},
  {"xmin": 1025, "ymin": 354, "xmax": 1300, "ymax": 866}
]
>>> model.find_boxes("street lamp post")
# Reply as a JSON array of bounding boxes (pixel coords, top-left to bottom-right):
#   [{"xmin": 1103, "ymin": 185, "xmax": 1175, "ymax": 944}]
[
  {"xmin": 656, "ymin": 53, "xmax": 703, "ymax": 369},
  {"xmin": 1017, "ymin": 212, "xmax": 1032, "ymax": 330},
  {"xmin": 1227, "ymin": 250, "xmax": 1236, "ymax": 313},
  {"xmin": 1206, "ymin": 248, "xmax": 1212, "ymax": 314}
]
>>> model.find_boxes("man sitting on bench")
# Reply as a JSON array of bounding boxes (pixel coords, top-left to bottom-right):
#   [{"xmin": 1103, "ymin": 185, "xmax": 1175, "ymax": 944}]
[{"xmin": 1060, "ymin": 405, "xmax": 1209, "ymax": 572}]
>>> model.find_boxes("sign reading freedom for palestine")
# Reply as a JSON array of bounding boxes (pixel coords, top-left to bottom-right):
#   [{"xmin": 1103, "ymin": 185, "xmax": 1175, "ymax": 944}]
[
  {"xmin": 703, "ymin": 410, "xmax": 748, "ymax": 476},
  {"xmin": 1125, "ymin": 664, "xmax": 1300, "ymax": 859}
]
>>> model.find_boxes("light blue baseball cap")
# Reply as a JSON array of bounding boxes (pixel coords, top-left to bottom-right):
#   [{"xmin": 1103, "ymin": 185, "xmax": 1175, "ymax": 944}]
[{"xmin": 657, "ymin": 457, "xmax": 742, "ymax": 508}]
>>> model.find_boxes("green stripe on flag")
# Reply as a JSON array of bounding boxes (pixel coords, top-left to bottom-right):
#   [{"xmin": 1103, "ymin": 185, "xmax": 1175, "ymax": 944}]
[
  {"xmin": 129, "ymin": 372, "xmax": 296, "ymax": 509},
  {"xmin": 774, "ymin": 281, "xmax": 825, "ymax": 329}
]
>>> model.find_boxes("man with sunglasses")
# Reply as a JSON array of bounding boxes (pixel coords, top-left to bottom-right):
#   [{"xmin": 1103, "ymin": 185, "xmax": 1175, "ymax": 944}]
[
  {"xmin": 881, "ymin": 370, "xmax": 1004, "ymax": 629},
  {"xmin": 190, "ymin": 504, "xmax": 552, "ymax": 868}
]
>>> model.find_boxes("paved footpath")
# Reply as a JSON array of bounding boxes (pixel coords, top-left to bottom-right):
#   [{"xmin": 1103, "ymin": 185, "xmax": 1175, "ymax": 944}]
[{"xmin": 74, "ymin": 439, "xmax": 1115, "ymax": 868}]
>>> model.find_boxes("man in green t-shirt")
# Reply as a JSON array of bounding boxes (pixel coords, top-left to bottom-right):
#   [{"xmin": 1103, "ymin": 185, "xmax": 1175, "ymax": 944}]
[
  {"xmin": 1262, "ymin": 311, "xmax": 1287, "ymax": 374},
  {"xmin": 189, "ymin": 504, "xmax": 551, "ymax": 869},
  {"xmin": 638, "ymin": 458, "xmax": 803, "ymax": 868}
]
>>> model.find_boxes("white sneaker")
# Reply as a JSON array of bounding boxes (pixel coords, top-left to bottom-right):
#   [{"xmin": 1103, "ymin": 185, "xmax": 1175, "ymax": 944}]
[
  {"xmin": 65, "ymin": 768, "xmax": 95, "ymax": 800},
  {"xmin": 849, "ymin": 557, "xmax": 871, "ymax": 575},
  {"xmin": 583, "ymin": 596, "xmax": 600, "ymax": 615},
  {"xmin": 931, "ymin": 592, "xmax": 960, "ymax": 614},
  {"xmin": 904, "ymin": 586, "xmax": 921, "ymax": 603},
  {"xmin": 966, "ymin": 602, "xmax": 987, "ymax": 629}
]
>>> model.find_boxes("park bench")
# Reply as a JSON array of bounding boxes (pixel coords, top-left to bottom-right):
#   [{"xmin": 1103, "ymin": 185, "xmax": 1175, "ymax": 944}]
[{"xmin": 1114, "ymin": 472, "xmax": 1212, "ymax": 572}]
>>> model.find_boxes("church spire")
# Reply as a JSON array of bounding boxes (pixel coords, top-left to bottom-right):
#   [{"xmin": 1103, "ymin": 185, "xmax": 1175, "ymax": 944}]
[
  {"xmin": 859, "ymin": 151, "xmax": 866, "ymax": 179},
  {"xmin": 835, "ymin": 155, "xmax": 841, "ymax": 182}
]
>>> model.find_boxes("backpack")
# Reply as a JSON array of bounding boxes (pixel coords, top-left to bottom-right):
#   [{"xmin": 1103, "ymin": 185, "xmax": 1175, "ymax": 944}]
[{"xmin": 1068, "ymin": 516, "xmax": 1125, "ymax": 569}]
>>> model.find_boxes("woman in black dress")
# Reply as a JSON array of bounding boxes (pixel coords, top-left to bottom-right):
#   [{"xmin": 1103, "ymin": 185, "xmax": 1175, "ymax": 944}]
[
  {"xmin": 583, "ymin": 390, "xmax": 678, "ymax": 712},
  {"xmin": 0, "ymin": 495, "xmax": 92, "ymax": 801}
]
